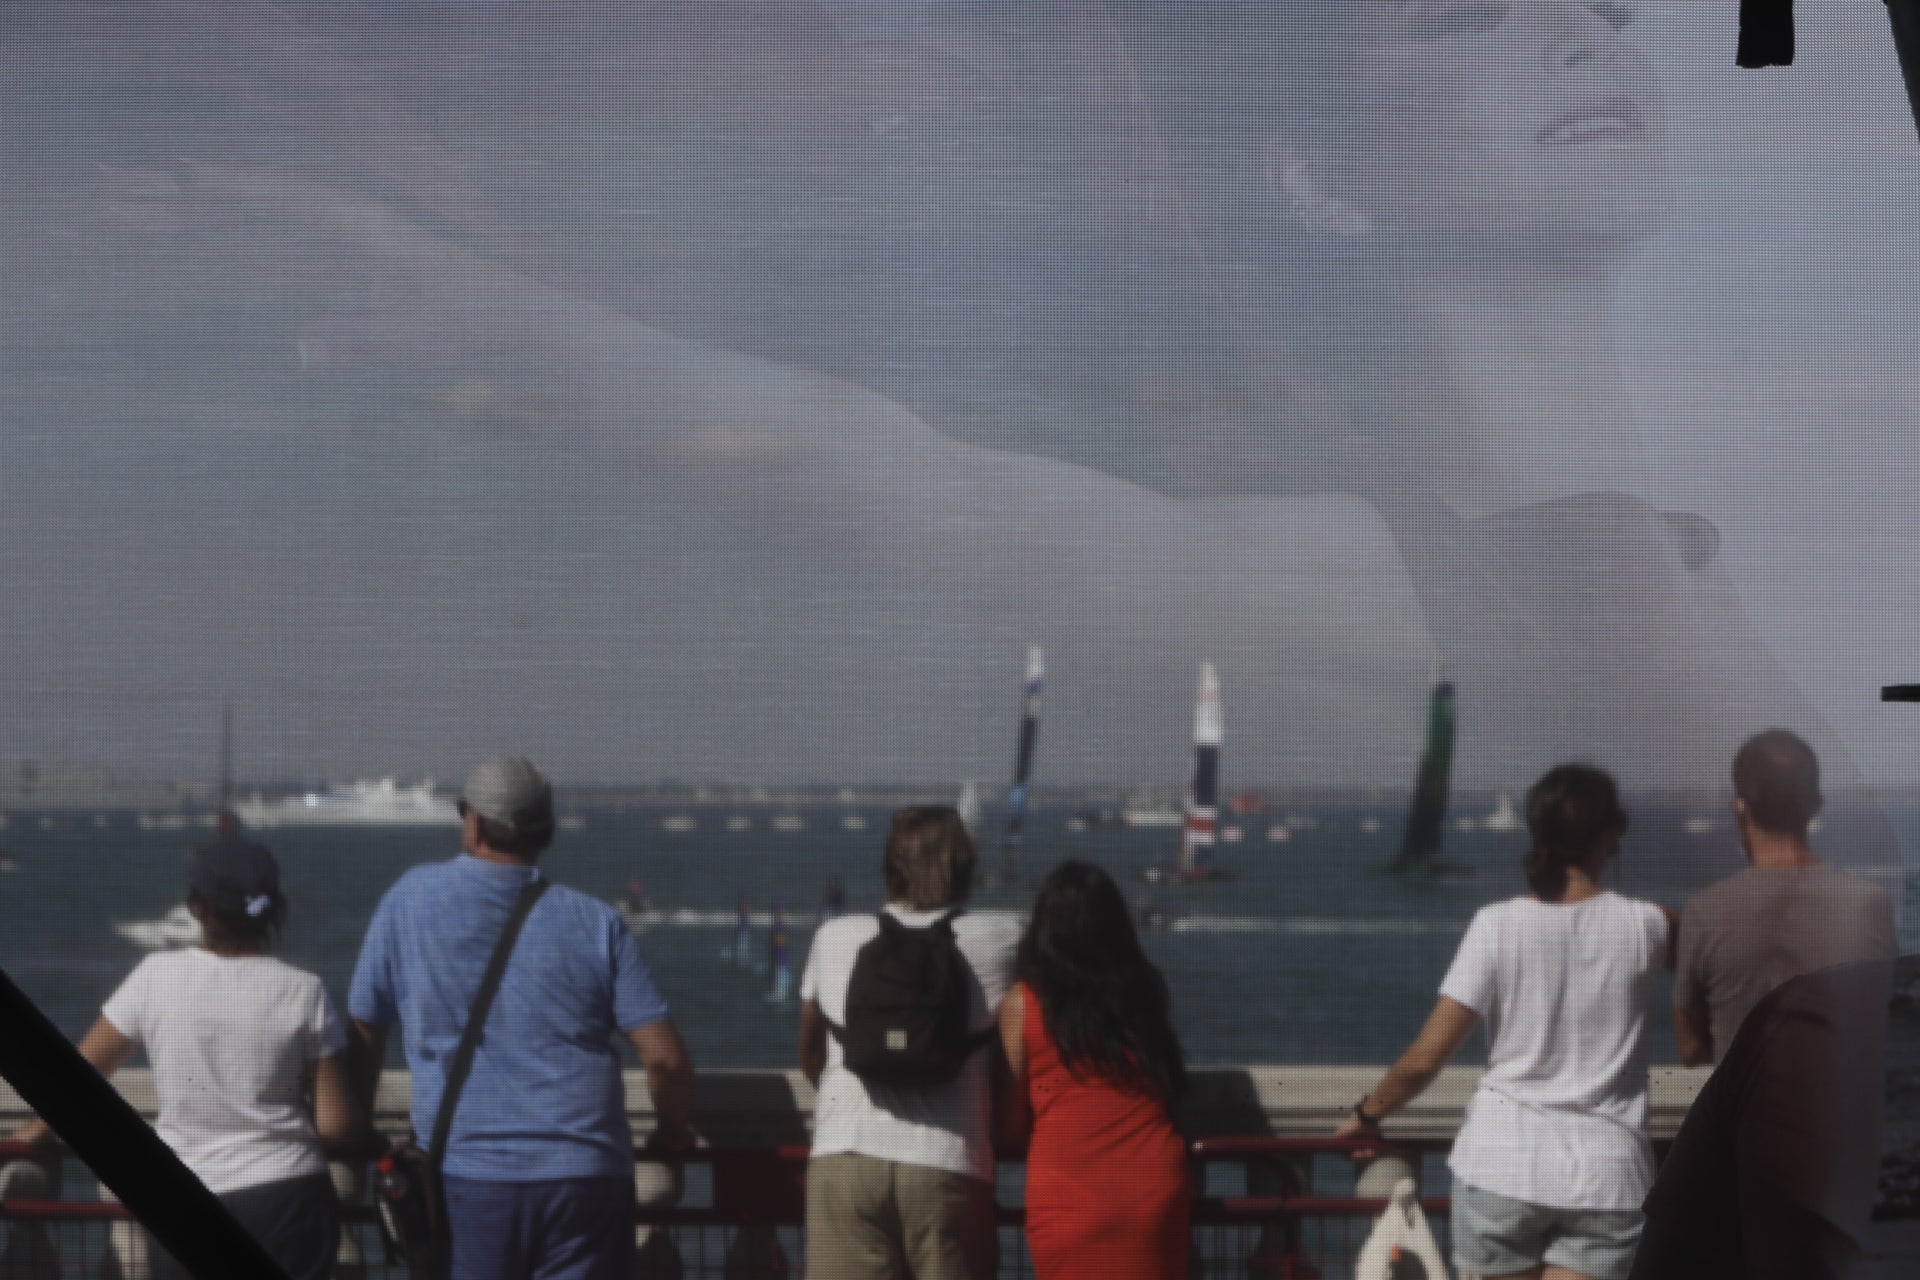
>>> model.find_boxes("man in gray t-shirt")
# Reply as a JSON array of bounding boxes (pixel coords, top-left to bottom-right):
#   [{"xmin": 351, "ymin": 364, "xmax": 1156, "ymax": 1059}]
[{"xmin": 1675, "ymin": 729, "xmax": 1897, "ymax": 1065}]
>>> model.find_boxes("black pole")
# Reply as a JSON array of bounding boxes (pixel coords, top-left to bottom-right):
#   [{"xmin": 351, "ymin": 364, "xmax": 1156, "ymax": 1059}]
[
  {"xmin": 1738, "ymin": 2, "xmax": 1920, "ymax": 142},
  {"xmin": 1889, "ymin": 0, "xmax": 1920, "ymax": 143},
  {"xmin": 0, "ymin": 968, "xmax": 290, "ymax": 1280}
]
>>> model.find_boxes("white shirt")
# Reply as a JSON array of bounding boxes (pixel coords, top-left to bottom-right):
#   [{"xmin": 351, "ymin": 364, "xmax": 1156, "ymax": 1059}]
[
  {"xmin": 102, "ymin": 948, "xmax": 346, "ymax": 1194},
  {"xmin": 800, "ymin": 905, "xmax": 1021, "ymax": 1183},
  {"xmin": 1439, "ymin": 892, "xmax": 1669, "ymax": 1212}
]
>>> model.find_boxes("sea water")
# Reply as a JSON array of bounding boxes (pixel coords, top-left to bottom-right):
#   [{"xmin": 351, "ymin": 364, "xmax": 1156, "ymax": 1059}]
[{"xmin": 3, "ymin": 802, "xmax": 1915, "ymax": 1069}]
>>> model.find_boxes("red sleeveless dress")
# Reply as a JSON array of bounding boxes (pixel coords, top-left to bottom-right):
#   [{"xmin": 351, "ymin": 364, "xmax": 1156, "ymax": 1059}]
[{"xmin": 1021, "ymin": 982, "xmax": 1191, "ymax": 1280}]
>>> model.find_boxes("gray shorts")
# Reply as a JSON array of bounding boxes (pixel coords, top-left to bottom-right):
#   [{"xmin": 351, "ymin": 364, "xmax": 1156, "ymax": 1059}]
[{"xmin": 1451, "ymin": 1181, "xmax": 1643, "ymax": 1280}]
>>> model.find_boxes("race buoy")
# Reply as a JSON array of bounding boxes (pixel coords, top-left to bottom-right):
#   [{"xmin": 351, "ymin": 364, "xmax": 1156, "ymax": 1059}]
[{"xmin": 1354, "ymin": 1178, "xmax": 1450, "ymax": 1280}]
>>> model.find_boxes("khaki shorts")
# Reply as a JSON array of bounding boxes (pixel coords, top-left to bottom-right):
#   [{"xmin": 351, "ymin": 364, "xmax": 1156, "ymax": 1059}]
[{"xmin": 805, "ymin": 1153, "xmax": 998, "ymax": 1280}]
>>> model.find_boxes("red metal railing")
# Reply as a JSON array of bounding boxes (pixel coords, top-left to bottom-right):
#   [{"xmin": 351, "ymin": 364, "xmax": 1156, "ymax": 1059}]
[{"xmin": 1, "ymin": 1137, "xmax": 1453, "ymax": 1279}]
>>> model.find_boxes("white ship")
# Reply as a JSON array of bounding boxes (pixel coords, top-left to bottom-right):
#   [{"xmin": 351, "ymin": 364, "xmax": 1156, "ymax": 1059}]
[
  {"xmin": 115, "ymin": 905, "xmax": 203, "ymax": 950},
  {"xmin": 1482, "ymin": 792, "xmax": 1521, "ymax": 833},
  {"xmin": 233, "ymin": 778, "xmax": 459, "ymax": 828},
  {"xmin": 1124, "ymin": 808, "xmax": 1182, "ymax": 828},
  {"xmin": 1122, "ymin": 785, "xmax": 1182, "ymax": 827},
  {"xmin": 956, "ymin": 781, "xmax": 984, "ymax": 835}
]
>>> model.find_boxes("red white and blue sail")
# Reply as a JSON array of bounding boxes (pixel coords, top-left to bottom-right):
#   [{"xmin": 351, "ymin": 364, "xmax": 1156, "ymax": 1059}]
[{"xmin": 1176, "ymin": 664, "xmax": 1223, "ymax": 874}]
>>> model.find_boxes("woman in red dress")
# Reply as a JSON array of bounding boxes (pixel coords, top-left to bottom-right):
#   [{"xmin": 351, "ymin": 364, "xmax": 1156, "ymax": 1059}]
[{"xmin": 999, "ymin": 861, "xmax": 1190, "ymax": 1280}]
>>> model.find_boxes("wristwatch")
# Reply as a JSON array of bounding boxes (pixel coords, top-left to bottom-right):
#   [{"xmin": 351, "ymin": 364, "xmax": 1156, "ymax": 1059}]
[{"xmin": 1351, "ymin": 1096, "xmax": 1384, "ymax": 1128}]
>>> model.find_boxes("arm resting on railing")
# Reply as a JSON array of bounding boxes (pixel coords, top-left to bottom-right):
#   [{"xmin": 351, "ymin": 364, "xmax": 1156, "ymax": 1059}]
[
  {"xmin": 994, "ymin": 987, "xmax": 1031, "ymax": 1156},
  {"xmin": 310, "ymin": 1052, "xmax": 364, "ymax": 1158},
  {"xmin": 798, "ymin": 999, "xmax": 828, "ymax": 1087},
  {"xmin": 1336, "ymin": 997, "xmax": 1479, "ymax": 1136},
  {"xmin": 629, "ymin": 1018, "xmax": 696, "ymax": 1151},
  {"xmin": 7, "ymin": 1017, "xmax": 136, "ymax": 1149}
]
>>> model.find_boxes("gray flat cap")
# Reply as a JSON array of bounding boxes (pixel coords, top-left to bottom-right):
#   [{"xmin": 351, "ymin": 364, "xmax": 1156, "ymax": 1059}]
[{"xmin": 461, "ymin": 754, "xmax": 555, "ymax": 835}]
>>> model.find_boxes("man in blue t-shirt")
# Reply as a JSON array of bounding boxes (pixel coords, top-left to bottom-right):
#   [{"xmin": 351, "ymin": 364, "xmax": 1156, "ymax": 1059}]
[{"xmin": 348, "ymin": 755, "xmax": 695, "ymax": 1280}]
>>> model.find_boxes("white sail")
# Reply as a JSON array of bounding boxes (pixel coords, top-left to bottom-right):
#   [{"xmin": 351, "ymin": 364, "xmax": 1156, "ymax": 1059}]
[{"xmin": 957, "ymin": 780, "xmax": 983, "ymax": 834}]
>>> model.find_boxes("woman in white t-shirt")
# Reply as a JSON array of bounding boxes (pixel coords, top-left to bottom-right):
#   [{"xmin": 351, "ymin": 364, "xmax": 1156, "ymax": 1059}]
[
  {"xmin": 1336, "ymin": 765, "xmax": 1677, "ymax": 1280},
  {"xmin": 10, "ymin": 837, "xmax": 357, "ymax": 1280}
]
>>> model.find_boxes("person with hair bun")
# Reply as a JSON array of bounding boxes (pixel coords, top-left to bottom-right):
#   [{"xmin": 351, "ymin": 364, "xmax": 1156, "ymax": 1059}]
[
  {"xmin": 9, "ymin": 836, "xmax": 358, "ymax": 1280},
  {"xmin": 999, "ymin": 860, "xmax": 1190, "ymax": 1280},
  {"xmin": 1338, "ymin": 764, "xmax": 1676, "ymax": 1280}
]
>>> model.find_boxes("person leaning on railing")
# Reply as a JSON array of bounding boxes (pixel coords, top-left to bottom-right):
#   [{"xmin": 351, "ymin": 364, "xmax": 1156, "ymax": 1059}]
[
  {"xmin": 1336, "ymin": 764, "xmax": 1677, "ymax": 1280},
  {"xmin": 347, "ymin": 755, "xmax": 696, "ymax": 1280},
  {"xmin": 797, "ymin": 806, "xmax": 1020, "ymax": 1280},
  {"xmin": 997, "ymin": 860, "xmax": 1190, "ymax": 1280},
  {"xmin": 6, "ymin": 836, "xmax": 361, "ymax": 1280}
]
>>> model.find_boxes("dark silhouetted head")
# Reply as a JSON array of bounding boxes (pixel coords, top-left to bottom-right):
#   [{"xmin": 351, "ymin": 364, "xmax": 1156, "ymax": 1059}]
[{"xmin": 1732, "ymin": 729, "xmax": 1822, "ymax": 838}]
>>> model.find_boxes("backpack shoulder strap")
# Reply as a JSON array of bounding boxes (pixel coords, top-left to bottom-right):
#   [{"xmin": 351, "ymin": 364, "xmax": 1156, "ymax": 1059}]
[
  {"xmin": 426, "ymin": 876, "xmax": 551, "ymax": 1166},
  {"xmin": 823, "ymin": 913, "xmax": 883, "ymax": 1041}
]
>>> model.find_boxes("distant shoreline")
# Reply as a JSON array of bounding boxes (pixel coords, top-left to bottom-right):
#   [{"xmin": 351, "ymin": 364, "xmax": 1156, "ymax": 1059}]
[{"xmin": 3, "ymin": 782, "xmax": 1916, "ymax": 814}]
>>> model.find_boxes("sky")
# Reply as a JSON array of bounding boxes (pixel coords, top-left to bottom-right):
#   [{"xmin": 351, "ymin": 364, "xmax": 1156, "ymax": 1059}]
[{"xmin": 2, "ymin": 1, "xmax": 1918, "ymax": 805}]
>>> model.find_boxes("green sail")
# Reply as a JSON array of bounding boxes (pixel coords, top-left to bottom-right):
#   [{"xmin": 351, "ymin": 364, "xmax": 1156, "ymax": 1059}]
[{"xmin": 1393, "ymin": 681, "xmax": 1457, "ymax": 875}]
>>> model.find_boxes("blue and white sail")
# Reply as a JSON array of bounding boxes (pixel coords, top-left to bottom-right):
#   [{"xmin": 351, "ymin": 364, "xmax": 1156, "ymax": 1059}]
[
  {"xmin": 1176, "ymin": 664, "xmax": 1223, "ymax": 875},
  {"xmin": 997, "ymin": 645, "xmax": 1044, "ymax": 878}
]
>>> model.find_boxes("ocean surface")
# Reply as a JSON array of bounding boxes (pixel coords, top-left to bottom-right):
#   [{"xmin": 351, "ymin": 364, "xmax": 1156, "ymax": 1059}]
[{"xmin": 3, "ymin": 800, "xmax": 1916, "ymax": 1070}]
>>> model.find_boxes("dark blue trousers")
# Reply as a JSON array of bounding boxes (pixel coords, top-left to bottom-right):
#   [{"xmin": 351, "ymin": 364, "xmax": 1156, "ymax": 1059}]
[
  {"xmin": 148, "ymin": 1171, "xmax": 339, "ymax": 1280},
  {"xmin": 441, "ymin": 1174, "xmax": 636, "ymax": 1280}
]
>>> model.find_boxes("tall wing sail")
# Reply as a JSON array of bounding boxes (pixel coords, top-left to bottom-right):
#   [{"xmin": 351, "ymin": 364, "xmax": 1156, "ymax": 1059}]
[
  {"xmin": 1393, "ymin": 681, "xmax": 1457, "ymax": 874},
  {"xmin": 999, "ymin": 645, "xmax": 1045, "ymax": 876},
  {"xmin": 1177, "ymin": 663, "xmax": 1223, "ymax": 874}
]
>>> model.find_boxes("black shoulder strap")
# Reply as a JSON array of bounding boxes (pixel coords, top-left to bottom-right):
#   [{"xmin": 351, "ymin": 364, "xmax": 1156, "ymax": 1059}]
[{"xmin": 426, "ymin": 876, "xmax": 551, "ymax": 1166}]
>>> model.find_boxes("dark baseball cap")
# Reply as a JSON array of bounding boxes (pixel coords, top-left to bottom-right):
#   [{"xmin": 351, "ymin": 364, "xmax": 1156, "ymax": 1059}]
[{"xmin": 189, "ymin": 837, "xmax": 281, "ymax": 920}]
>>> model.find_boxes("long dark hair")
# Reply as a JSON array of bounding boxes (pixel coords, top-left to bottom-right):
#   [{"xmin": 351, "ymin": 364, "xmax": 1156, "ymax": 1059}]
[
  {"xmin": 1523, "ymin": 764, "xmax": 1627, "ymax": 901},
  {"xmin": 1015, "ymin": 860, "xmax": 1185, "ymax": 1102}
]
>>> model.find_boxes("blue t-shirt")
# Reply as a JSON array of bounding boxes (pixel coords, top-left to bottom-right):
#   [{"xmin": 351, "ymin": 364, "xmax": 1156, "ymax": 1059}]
[{"xmin": 348, "ymin": 855, "xmax": 670, "ymax": 1181}]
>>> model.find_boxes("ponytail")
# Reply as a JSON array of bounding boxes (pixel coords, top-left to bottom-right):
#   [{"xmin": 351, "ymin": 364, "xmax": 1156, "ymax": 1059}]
[
  {"xmin": 1523, "ymin": 846, "xmax": 1573, "ymax": 901},
  {"xmin": 1522, "ymin": 764, "xmax": 1626, "ymax": 902}
]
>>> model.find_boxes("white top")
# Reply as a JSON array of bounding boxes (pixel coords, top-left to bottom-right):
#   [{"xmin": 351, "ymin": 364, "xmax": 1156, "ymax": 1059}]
[
  {"xmin": 102, "ymin": 949, "xmax": 346, "ymax": 1194},
  {"xmin": 800, "ymin": 905, "xmax": 1021, "ymax": 1183},
  {"xmin": 1439, "ymin": 892, "xmax": 1669, "ymax": 1212}
]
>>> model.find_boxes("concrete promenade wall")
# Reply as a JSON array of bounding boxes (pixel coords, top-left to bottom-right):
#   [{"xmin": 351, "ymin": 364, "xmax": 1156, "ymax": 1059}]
[{"xmin": 12, "ymin": 1067, "xmax": 1920, "ymax": 1279}]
